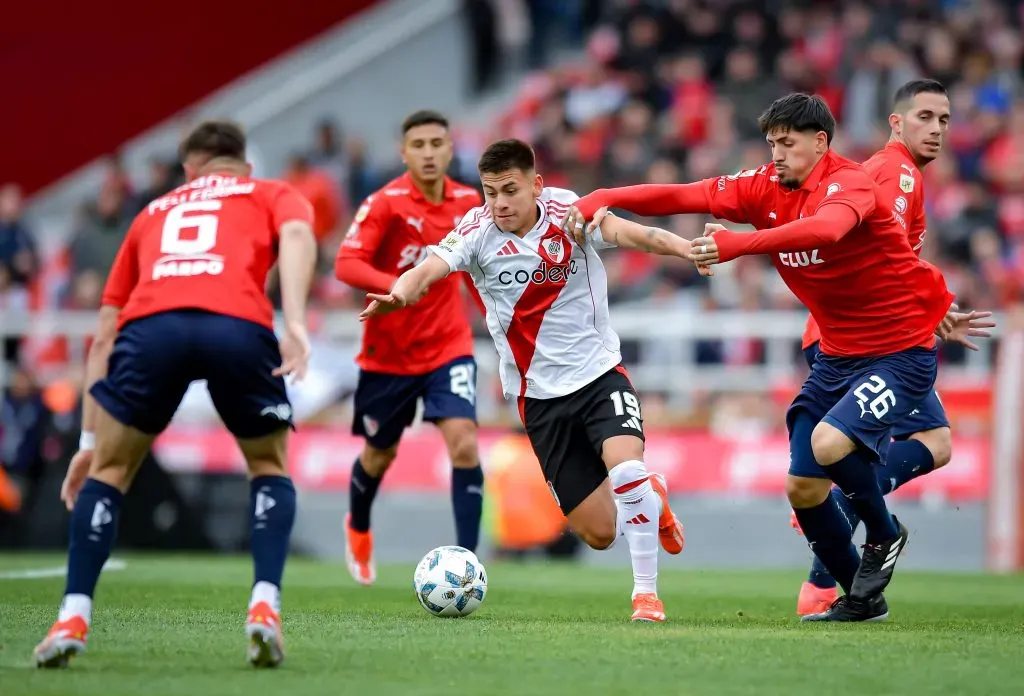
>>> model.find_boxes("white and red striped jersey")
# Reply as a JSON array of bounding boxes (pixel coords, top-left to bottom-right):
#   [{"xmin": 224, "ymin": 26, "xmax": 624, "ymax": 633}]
[{"xmin": 429, "ymin": 187, "xmax": 621, "ymax": 400}]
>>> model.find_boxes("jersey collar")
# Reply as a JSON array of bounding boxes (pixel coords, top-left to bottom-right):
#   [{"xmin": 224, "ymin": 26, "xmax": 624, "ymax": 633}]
[
  {"xmin": 797, "ymin": 150, "xmax": 835, "ymax": 193},
  {"xmin": 403, "ymin": 172, "xmax": 454, "ymax": 202},
  {"xmin": 886, "ymin": 140, "xmax": 918, "ymax": 170}
]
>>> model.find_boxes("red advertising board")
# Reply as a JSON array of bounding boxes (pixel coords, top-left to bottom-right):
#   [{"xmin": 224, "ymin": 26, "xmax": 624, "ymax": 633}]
[{"xmin": 153, "ymin": 427, "xmax": 990, "ymax": 501}]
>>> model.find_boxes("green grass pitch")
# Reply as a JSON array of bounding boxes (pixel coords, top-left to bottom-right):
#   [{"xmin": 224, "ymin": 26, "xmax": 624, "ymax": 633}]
[{"xmin": 2, "ymin": 554, "xmax": 1023, "ymax": 695}]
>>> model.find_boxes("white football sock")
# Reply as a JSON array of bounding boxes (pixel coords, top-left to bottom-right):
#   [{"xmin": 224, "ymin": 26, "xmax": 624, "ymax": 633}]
[
  {"xmin": 609, "ymin": 460, "xmax": 659, "ymax": 598},
  {"xmin": 58, "ymin": 594, "xmax": 92, "ymax": 624},
  {"xmin": 250, "ymin": 581, "xmax": 281, "ymax": 613}
]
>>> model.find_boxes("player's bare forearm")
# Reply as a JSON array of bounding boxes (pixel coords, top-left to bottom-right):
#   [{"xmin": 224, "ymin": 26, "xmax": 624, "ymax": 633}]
[
  {"xmin": 334, "ymin": 255, "xmax": 400, "ymax": 295},
  {"xmin": 82, "ymin": 306, "xmax": 120, "ymax": 432},
  {"xmin": 602, "ymin": 215, "xmax": 692, "ymax": 258},
  {"xmin": 399, "ymin": 253, "xmax": 452, "ymax": 301},
  {"xmin": 278, "ymin": 220, "xmax": 317, "ymax": 327}
]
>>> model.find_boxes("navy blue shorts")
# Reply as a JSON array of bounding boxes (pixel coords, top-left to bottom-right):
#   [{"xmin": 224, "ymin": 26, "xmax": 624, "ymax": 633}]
[
  {"xmin": 352, "ymin": 356, "xmax": 477, "ymax": 449},
  {"xmin": 787, "ymin": 346, "xmax": 940, "ymax": 477},
  {"xmin": 91, "ymin": 310, "xmax": 292, "ymax": 438},
  {"xmin": 803, "ymin": 342, "xmax": 949, "ymax": 440}
]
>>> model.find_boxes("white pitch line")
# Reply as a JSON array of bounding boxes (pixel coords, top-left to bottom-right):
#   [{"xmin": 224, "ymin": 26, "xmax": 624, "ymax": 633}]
[{"xmin": 0, "ymin": 558, "xmax": 126, "ymax": 580}]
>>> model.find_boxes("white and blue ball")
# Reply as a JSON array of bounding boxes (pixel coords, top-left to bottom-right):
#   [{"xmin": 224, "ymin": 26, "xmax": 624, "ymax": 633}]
[{"xmin": 413, "ymin": 545, "xmax": 488, "ymax": 617}]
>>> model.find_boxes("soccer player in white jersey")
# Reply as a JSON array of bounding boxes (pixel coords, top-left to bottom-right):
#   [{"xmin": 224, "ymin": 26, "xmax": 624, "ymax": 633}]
[{"xmin": 361, "ymin": 139, "xmax": 696, "ymax": 622}]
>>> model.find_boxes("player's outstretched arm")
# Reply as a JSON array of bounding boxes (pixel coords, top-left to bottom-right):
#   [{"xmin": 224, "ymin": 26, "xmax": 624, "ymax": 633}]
[
  {"xmin": 691, "ymin": 205, "xmax": 860, "ymax": 265},
  {"xmin": 595, "ymin": 210, "xmax": 695, "ymax": 259},
  {"xmin": 360, "ymin": 253, "xmax": 451, "ymax": 321},
  {"xmin": 570, "ymin": 183, "xmax": 713, "ymax": 221}
]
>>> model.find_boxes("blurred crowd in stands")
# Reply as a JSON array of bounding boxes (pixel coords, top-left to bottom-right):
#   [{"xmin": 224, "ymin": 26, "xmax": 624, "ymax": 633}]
[{"xmin": 2, "ymin": 0, "xmax": 1023, "ymax": 433}]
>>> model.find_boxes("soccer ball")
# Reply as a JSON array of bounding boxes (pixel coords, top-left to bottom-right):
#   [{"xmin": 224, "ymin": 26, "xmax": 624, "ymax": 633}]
[{"xmin": 413, "ymin": 545, "xmax": 488, "ymax": 617}]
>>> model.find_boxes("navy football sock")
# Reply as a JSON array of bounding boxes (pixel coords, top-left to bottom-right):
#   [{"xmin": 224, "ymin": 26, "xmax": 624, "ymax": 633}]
[
  {"xmin": 66, "ymin": 478, "xmax": 123, "ymax": 597},
  {"xmin": 348, "ymin": 458, "xmax": 382, "ymax": 533},
  {"xmin": 822, "ymin": 450, "xmax": 899, "ymax": 544},
  {"xmin": 793, "ymin": 496, "xmax": 860, "ymax": 595},
  {"xmin": 831, "ymin": 484, "xmax": 861, "ymax": 532},
  {"xmin": 879, "ymin": 439, "xmax": 935, "ymax": 494},
  {"xmin": 807, "ymin": 555, "xmax": 837, "ymax": 589},
  {"xmin": 451, "ymin": 465, "xmax": 484, "ymax": 552},
  {"xmin": 250, "ymin": 476, "xmax": 296, "ymax": 588}
]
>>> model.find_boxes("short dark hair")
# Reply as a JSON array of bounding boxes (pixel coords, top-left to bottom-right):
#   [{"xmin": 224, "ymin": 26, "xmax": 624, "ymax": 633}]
[
  {"xmin": 757, "ymin": 93, "xmax": 836, "ymax": 145},
  {"xmin": 179, "ymin": 120, "xmax": 246, "ymax": 162},
  {"xmin": 893, "ymin": 79, "xmax": 947, "ymax": 110},
  {"xmin": 402, "ymin": 109, "xmax": 449, "ymax": 134},
  {"xmin": 477, "ymin": 139, "xmax": 536, "ymax": 175}
]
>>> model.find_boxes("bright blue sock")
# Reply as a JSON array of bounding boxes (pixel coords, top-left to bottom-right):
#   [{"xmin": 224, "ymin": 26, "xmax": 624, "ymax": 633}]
[
  {"xmin": 822, "ymin": 450, "xmax": 899, "ymax": 543},
  {"xmin": 451, "ymin": 465, "xmax": 484, "ymax": 552},
  {"xmin": 65, "ymin": 478, "xmax": 123, "ymax": 597},
  {"xmin": 250, "ymin": 476, "xmax": 296, "ymax": 588},
  {"xmin": 793, "ymin": 496, "xmax": 860, "ymax": 595},
  {"xmin": 879, "ymin": 439, "xmax": 935, "ymax": 494},
  {"xmin": 348, "ymin": 458, "xmax": 381, "ymax": 533}
]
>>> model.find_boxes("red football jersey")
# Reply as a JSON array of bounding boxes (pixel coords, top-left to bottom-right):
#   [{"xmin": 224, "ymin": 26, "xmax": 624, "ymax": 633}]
[
  {"xmin": 336, "ymin": 173, "xmax": 482, "ymax": 374},
  {"xmin": 703, "ymin": 150, "xmax": 953, "ymax": 357},
  {"xmin": 102, "ymin": 173, "xmax": 314, "ymax": 331},
  {"xmin": 802, "ymin": 141, "xmax": 928, "ymax": 348}
]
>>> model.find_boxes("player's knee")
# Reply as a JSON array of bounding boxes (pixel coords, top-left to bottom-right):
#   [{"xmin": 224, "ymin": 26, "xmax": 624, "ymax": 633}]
[
  {"xmin": 786, "ymin": 474, "xmax": 832, "ymax": 509},
  {"xmin": 362, "ymin": 444, "xmax": 398, "ymax": 477},
  {"xmin": 442, "ymin": 423, "xmax": 479, "ymax": 469},
  {"xmin": 810, "ymin": 422, "xmax": 855, "ymax": 467},
  {"xmin": 601, "ymin": 435, "xmax": 644, "ymax": 470},
  {"xmin": 913, "ymin": 428, "xmax": 952, "ymax": 469}
]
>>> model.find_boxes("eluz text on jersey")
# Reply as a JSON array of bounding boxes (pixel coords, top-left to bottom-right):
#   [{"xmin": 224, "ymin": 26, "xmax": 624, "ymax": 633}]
[
  {"xmin": 778, "ymin": 249, "xmax": 825, "ymax": 268},
  {"xmin": 498, "ymin": 259, "xmax": 579, "ymax": 286}
]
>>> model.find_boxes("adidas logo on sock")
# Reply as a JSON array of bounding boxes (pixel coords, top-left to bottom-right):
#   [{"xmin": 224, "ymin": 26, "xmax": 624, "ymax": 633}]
[{"xmin": 625, "ymin": 514, "xmax": 651, "ymax": 525}]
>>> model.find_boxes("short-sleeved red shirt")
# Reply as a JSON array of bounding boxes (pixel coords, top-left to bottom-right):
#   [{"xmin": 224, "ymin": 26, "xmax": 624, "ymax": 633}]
[
  {"xmin": 102, "ymin": 174, "xmax": 314, "ymax": 331},
  {"xmin": 802, "ymin": 141, "xmax": 929, "ymax": 349},
  {"xmin": 701, "ymin": 150, "xmax": 952, "ymax": 357},
  {"xmin": 336, "ymin": 173, "xmax": 482, "ymax": 375}
]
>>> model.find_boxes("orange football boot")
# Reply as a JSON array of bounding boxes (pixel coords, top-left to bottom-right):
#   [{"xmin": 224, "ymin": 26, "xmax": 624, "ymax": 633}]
[
  {"xmin": 345, "ymin": 513, "xmax": 376, "ymax": 585},
  {"xmin": 34, "ymin": 615, "xmax": 88, "ymax": 668},
  {"xmin": 648, "ymin": 473, "xmax": 685, "ymax": 555},
  {"xmin": 631, "ymin": 593, "xmax": 667, "ymax": 623},
  {"xmin": 246, "ymin": 601, "xmax": 284, "ymax": 667},
  {"xmin": 796, "ymin": 582, "xmax": 839, "ymax": 616}
]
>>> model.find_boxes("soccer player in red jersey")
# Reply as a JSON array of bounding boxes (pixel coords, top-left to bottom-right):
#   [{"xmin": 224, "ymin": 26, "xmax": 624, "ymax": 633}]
[
  {"xmin": 794, "ymin": 80, "xmax": 994, "ymax": 615},
  {"xmin": 334, "ymin": 110, "xmax": 485, "ymax": 585},
  {"xmin": 34, "ymin": 121, "xmax": 318, "ymax": 668},
  {"xmin": 565, "ymin": 93, "xmax": 988, "ymax": 621}
]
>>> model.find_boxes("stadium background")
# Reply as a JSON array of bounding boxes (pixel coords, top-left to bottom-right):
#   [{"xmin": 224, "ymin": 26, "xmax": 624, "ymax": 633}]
[{"xmin": 2, "ymin": 0, "xmax": 1023, "ymax": 573}]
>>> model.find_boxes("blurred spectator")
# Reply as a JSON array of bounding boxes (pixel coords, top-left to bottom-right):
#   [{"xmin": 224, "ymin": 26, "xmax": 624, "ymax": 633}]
[
  {"xmin": 135, "ymin": 157, "xmax": 184, "ymax": 211},
  {"xmin": 0, "ymin": 184, "xmax": 38, "ymax": 291},
  {"xmin": 282, "ymin": 154, "xmax": 343, "ymax": 244},
  {"xmin": 0, "ymin": 366, "xmax": 48, "ymax": 475},
  {"xmin": 68, "ymin": 182, "xmax": 132, "ymax": 280}
]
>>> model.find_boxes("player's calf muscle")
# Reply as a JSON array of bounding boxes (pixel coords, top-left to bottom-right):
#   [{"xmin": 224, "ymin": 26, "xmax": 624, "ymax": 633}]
[
  {"xmin": 361, "ymin": 443, "xmax": 398, "ymax": 476},
  {"xmin": 567, "ymin": 484, "xmax": 618, "ymax": 549},
  {"xmin": 810, "ymin": 422, "xmax": 856, "ymax": 466}
]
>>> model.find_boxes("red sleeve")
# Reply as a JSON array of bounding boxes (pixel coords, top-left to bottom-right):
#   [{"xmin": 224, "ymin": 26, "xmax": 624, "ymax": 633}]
[
  {"xmin": 714, "ymin": 204, "xmax": 860, "ymax": 262},
  {"xmin": 334, "ymin": 194, "xmax": 399, "ymax": 294},
  {"xmin": 575, "ymin": 165, "xmax": 770, "ymax": 225},
  {"xmin": 868, "ymin": 156, "xmax": 926, "ymax": 253},
  {"xmin": 100, "ymin": 218, "xmax": 141, "ymax": 308},
  {"xmin": 813, "ymin": 168, "xmax": 876, "ymax": 225},
  {"xmin": 271, "ymin": 182, "xmax": 315, "ymax": 239}
]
